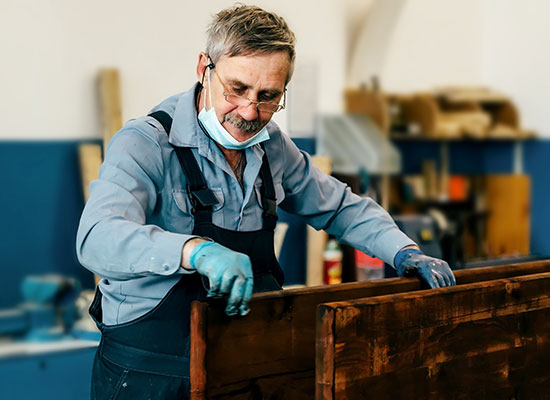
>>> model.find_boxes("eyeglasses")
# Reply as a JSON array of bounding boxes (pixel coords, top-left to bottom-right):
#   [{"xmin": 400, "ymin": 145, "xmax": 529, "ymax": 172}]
[{"xmin": 212, "ymin": 68, "xmax": 286, "ymax": 114}]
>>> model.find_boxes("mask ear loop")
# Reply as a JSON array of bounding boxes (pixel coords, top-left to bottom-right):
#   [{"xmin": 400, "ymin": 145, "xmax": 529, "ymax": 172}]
[{"xmin": 201, "ymin": 60, "xmax": 215, "ymax": 111}]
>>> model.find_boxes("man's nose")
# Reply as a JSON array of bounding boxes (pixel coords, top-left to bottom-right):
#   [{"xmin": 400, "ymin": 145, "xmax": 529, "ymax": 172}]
[{"xmin": 238, "ymin": 102, "xmax": 260, "ymax": 121}]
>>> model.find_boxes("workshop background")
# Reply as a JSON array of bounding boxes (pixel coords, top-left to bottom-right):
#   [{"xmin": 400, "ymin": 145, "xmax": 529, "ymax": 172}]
[{"xmin": 1, "ymin": 0, "xmax": 549, "ymax": 398}]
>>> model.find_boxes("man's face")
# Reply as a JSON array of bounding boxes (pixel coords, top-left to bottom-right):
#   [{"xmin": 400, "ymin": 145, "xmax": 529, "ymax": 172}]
[{"xmin": 197, "ymin": 51, "xmax": 290, "ymax": 143}]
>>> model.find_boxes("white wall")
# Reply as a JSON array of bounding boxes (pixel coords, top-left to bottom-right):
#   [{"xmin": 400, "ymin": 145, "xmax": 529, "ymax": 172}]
[
  {"xmin": 3, "ymin": 1, "xmax": 549, "ymax": 139},
  {"xmin": 348, "ymin": 0, "xmax": 549, "ymax": 136},
  {"xmin": 348, "ymin": 0, "xmax": 485, "ymax": 91},
  {"xmin": 0, "ymin": 0, "xmax": 345, "ymax": 139},
  {"xmin": 482, "ymin": 0, "xmax": 550, "ymax": 137}
]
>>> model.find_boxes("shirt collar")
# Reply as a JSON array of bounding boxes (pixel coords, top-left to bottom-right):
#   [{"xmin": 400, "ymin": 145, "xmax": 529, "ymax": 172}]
[{"xmin": 167, "ymin": 82, "xmax": 204, "ymax": 148}]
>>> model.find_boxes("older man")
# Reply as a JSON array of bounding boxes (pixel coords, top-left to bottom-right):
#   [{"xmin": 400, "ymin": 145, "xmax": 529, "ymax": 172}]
[{"xmin": 77, "ymin": 4, "xmax": 455, "ymax": 399}]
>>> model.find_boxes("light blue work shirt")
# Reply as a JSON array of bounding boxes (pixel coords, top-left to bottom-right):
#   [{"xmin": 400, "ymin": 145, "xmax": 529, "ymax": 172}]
[{"xmin": 76, "ymin": 83, "xmax": 415, "ymax": 325}]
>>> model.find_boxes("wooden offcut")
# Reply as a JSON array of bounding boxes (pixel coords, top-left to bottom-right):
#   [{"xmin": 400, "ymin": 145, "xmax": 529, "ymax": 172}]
[
  {"xmin": 98, "ymin": 68, "xmax": 122, "ymax": 152},
  {"xmin": 316, "ymin": 271, "xmax": 550, "ymax": 399},
  {"xmin": 190, "ymin": 260, "xmax": 550, "ymax": 399}
]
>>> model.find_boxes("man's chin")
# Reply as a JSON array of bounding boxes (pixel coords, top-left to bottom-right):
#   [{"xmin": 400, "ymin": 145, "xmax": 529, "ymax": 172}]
[
  {"xmin": 226, "ymin": 125, "xmax": 260, "ymax": 142},
  {"xmin": 224, "ymin": 114, "xmax": 263, "ymax": 139},
  {"xmin": 233, "ymin": 131, "xmax": 258, "ymax": 143}
]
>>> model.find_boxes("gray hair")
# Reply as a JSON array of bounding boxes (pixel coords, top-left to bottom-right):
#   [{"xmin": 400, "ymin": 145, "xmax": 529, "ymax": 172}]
[{"xmin": 205, "ymin": 4, "xmax": 296, "ymax": 84}]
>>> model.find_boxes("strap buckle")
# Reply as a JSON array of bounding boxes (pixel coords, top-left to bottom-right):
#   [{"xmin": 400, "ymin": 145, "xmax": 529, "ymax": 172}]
[
  {"xmin": 187, "ymin": 185, "xmax": 219, "ymax": 211},
  {"xmin": 262, "ymin": 197, "xmax": 278, "ymax": 220}
]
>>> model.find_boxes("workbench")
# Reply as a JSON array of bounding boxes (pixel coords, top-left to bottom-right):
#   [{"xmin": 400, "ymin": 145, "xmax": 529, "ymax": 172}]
[{"xmin": 0, "ymin": 339, "xmax": 97, "ymax": 399}]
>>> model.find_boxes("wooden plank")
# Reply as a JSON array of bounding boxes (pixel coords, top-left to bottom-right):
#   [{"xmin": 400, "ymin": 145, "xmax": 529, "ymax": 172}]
[
  {"xmin": 316, "ymin": 305, "xmax": 335, "ymax": 399},
  {"xmin": 190, "ymin": 260, "xmax": 550, "ymax": 399},
  {"xmin": 333, "ymin": 343, "xmax": 550, "ymax": 400},
  {"xmin": 77, "ymin": 143, "xmax": 103, "ymax": 285},
  {"xmin": 190, "ymin": 302, "xmax": 207, "ymax": 400},
  {"xmin": 77, "ymin": 143, "xmax": 102, "ymax": 202},
  {"xmin": 98, "ymin": 68, "xmax": 122, "ymax": 153},
  {"xmin": 307, "ymin": 156, "xmax": 331, "ymax": 287},
  {"xmin": 316, "ymin": 272, "xmax": 550, "ymax": 399},
  {"xmin": 485, "ymin": 174, "xmax": 530, "ymax": 256}
]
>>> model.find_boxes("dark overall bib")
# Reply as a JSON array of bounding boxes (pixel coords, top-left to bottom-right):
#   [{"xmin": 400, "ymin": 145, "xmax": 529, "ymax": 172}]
[{"xmin": 88, "ymin": 110, "xmax": 284, "ymax": 399}]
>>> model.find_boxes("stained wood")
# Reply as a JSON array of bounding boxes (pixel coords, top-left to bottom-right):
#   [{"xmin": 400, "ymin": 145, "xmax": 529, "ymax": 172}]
[
  {"xmin": 190, "ymin": 302, "xmax": 207, "ymax": 399},
  {"xmin": 316, "ymin": 272, "xmax": 550, "ymax": 399},
  {"xmin": 190, "ymin": 260, "xmax": 550, "ymax": 399}
]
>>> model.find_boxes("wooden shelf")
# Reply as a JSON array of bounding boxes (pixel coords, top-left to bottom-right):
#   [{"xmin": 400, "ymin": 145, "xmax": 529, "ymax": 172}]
[{"xmin": 389, "ymin": 133, "xmax": 537, "ymax": 141}]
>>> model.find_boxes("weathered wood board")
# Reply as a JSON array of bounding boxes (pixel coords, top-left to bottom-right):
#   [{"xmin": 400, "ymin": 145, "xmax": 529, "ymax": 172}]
[
  {"xmin": 316, "ymin": 272, "xmax": 550, "ymax": 399},
  {"xmin": 190, "ymin": 260, "xmax": 550, "ymax": 399}
]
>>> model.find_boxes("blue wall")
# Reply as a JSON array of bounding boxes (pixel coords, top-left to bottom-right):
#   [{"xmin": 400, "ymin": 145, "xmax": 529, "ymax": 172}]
[
  {"xmin": 0, "ymin": 138, "xmax": 548, "ymax": 301},
  {"xmin": 0, "ymin": 141, "xmax": 97, "ymax": 308},
  {"xmin": 524, "ymin": 140, "xmax": 550, "ymax": 256},
  {"xmin": 393, "ymin": 138, "xmax": 550, "ymax": 258}
]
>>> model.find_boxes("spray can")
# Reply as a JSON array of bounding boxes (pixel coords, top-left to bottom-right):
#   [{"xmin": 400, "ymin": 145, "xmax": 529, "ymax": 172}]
[{"xmin": 323, "ymin": 239, "xmax": 342, "ymax": 285}]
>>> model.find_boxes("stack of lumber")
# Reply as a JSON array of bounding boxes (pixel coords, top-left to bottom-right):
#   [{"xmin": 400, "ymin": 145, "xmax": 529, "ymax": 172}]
[{"xmin": 345, "ymin": 86, "xmax": 535, "ymax": 139}]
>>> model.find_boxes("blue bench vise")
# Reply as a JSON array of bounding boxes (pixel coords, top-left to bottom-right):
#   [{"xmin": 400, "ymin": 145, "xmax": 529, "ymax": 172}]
[{"xmin": 0, "ymin": 274, "xmax": 81, "ymax": 341}]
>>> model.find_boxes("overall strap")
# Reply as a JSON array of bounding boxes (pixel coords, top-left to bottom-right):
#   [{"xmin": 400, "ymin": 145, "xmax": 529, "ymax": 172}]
[
  {"xmin": 147, "ymin": 111, "xmax": 217, "ymax": 221},
  {"xmin": 259, "ymin": 143, "xmax": 278, "ymax": 230},
  {"xmin": 148, "ymin": 110, "xmax": 278, "ymax": 229},
  {"xmin": 148, "ymin": 110, "xmax": 173, "ymax": 134}
]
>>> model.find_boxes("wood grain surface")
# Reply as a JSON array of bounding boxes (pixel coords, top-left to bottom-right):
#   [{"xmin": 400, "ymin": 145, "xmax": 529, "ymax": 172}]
[
  {"xmin": 190, "ymin": 260, "xmax": 550, "ymax": 399},
  {"xmin": 316, "ymin": 271, "xmax": 550, "ymax": 399}
]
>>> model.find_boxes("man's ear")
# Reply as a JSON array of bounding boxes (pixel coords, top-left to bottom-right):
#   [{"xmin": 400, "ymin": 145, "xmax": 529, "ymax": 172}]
[
  {"xmin": 196, "ymin": 52, "xmax": 211, "ymax": 83},
  {"xmin": 197, "ymin": 51, "xmax": 214, "ymax": 85}
]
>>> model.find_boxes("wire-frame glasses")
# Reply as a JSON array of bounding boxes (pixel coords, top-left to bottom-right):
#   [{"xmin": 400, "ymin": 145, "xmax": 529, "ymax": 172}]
[{"xmin": 213, "ymin": 68, "xmax": 286, "ymax": 114}]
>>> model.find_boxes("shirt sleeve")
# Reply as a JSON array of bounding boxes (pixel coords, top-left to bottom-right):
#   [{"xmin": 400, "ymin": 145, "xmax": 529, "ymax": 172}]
[
  {"xmin": 277, "ymin": 133, "xmax": 416, "ymax": 266},
  {"xmin": 76, "ymin": 125, "xmax": 196, "ymax": 280}
]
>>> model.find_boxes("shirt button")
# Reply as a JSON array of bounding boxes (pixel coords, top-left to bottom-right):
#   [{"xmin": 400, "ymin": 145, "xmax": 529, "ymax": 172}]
[
  {"xmin": 130, "ymin": 265, "xmax": 135, "ymax": 272},
  {"xmin": 163, "ymin": 264, "xmax": 170, "ymax": 271}
]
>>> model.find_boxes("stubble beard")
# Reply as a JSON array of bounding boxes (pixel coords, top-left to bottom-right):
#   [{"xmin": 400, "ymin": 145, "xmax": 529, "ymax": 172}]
[{"xmin": 224, "ymin": 112, "xmax": 263, "ymax": 135}]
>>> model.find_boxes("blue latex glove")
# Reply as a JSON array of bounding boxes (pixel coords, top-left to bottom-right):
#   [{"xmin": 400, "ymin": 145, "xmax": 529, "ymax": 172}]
[
  {"xmin": 394, "ymin": 248, "xmax": 456, "ymax": 288},
  {"xmin": 190, "ymin": 241, "xmax": 254, "ymax": 316}
]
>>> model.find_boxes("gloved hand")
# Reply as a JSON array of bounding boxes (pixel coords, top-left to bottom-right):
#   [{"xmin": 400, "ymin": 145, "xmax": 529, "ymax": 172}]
[
  {"xmin": 394, "ymin": 248, "xmax": 456, "ymax": 289},
  {"xmin": 189, "ymin": 241, "xmax": 254, "ymax": 316}
]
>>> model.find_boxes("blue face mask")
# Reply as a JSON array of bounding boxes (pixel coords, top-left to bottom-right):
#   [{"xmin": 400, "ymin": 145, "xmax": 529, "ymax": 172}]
[{"xmin": 198, "ymin": 68, "xmax": 270, "ymax": 150}]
